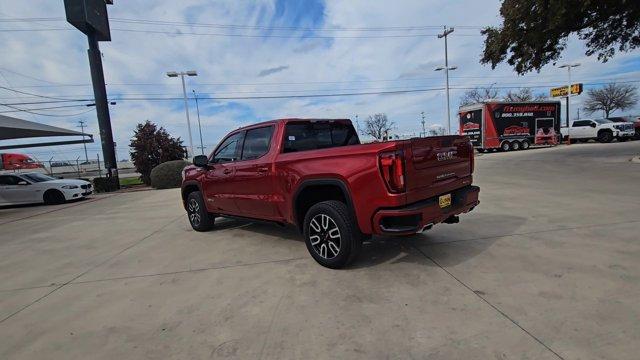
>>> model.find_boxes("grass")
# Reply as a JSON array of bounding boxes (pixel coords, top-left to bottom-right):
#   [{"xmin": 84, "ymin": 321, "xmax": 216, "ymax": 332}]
[{"xmin": 119, "ymin": 177, "xmax": 144, "ymax": 186}]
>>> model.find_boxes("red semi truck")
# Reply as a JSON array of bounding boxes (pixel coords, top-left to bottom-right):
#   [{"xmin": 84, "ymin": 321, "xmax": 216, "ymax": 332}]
[
  {"xmin": 181, "ymin": 118, "xmax": 479, "ymax": 268},
  {"xmin": 459, "ymin": 101, "xmax": 562, "ymax": 152},
  {"xmin": 0, "ymin": 153, "xmax": 43, "ymax": 171}
]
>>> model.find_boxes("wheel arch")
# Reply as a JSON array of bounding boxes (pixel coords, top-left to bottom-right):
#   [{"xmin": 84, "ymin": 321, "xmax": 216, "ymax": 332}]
[
  {"xmin": 292, "ymin": 178, "xmax": 356, "ymax": 232},
  {"xmin": 181, "ymin": 181, "xmax": 202, "ymax": 209}
]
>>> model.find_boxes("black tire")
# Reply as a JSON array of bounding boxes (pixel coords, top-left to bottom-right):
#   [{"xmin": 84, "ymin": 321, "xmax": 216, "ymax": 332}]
[
  {"xmin": 303, "ymin": 200, "xmax": 361, "ymax": 269},
  {"xmin": 43, "ymin": 189, "xmax": 65, "ymax": 205},
  {"xmin": 186, "ymin": 191, "xmax": 215, "ymax": 231},
  {"xmin": 501, "ymin": 141, "xmax": 511, "ymax": 151},
  {"xmin": 521, "ymin": 140, "xmax": 530, "ymax": 150},
  {"xmin": 511, "ymin": 141, "xmax": 521, "ymax": 151},
  {"xmin": 598, "ymin": 130, "xmax": 613, "ymax": 143}
]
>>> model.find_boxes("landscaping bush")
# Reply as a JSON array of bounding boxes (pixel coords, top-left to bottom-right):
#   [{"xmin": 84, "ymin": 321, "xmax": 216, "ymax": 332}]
[
  {"xmin": 93, "ymin": 177, "xmax": 119, "ymax": 193},
  {"xmin": 150, "ymin": 160, "xmax": 190, "ymax": 189}
]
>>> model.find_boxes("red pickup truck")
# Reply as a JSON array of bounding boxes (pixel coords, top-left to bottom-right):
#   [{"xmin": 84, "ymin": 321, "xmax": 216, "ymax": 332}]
[{"xmin": 181, "ymin": 119, "xmax": 479, "ymax": 268}]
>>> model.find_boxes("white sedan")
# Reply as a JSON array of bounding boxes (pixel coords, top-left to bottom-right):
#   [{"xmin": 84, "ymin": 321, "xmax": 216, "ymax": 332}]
[{"xmin": 0, "ymin": 172, "xmax": 92, "ymax": 206}]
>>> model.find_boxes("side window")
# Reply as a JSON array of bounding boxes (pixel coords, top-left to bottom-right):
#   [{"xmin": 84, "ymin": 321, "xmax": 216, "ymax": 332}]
[
  {"xmin": 283, "ymin": 122, "xmax": 359, "ymax": 153},
  {"xmin": 0, "ymin": 175, "xmax": 19, "ymax": 185},
  {"xmin": 241, "ymin": 126, "xmax": 274, "ymax": 160},
  {"xmin": 572, "ymin": 121, "xmax": 587, "ymax": 127},
  {"xmin": 212, "ymin": 132, "xmax": 244, "ymax": 164}
]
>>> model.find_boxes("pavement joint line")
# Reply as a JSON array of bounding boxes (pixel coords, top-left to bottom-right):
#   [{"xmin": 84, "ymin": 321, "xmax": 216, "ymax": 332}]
[
  {"xmin": 258, "ymin": 289, "xmax": 288, "ymax": 360},
  {"xmin": 421, "ymin": 219, "xmax": 640, "ymax": 247},
  {"xmin": 411, "ymin": 244, "xmax": 565, "ymax": 360},
  {"xmin": 0, "ymin": 193, "xmax": 119, "ymax": 226},
  {"xmin": 0, "ymin": 214, "xmax": 183, "ymax": 326},
  {"xmin": 68, "ymin": 257, "xmax": 307, "ymax": 286}
]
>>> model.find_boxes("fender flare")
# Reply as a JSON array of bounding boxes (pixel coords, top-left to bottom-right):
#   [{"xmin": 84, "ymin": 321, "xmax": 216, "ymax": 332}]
[{"xmin": 292, "ymin": 178, "xmax": 356, "ymax": 229}]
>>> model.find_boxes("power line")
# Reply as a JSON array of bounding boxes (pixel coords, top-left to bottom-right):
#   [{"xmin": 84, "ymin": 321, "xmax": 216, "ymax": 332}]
[
  {"xmin": 0, "ymin": 103, "xmax": 93, "ymax": 113},
  {"xmin": 0, "ymin": 85, "xmax": 85, "ymax": 101},
  {"xmin": 0, "ymin": 102, "xmax": 94, "ymax": 117}
]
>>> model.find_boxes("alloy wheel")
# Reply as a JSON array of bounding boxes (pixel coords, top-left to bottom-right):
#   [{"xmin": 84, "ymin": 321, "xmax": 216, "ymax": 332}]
[
  {"xmin": 188, "ymin": 198, "xmax": 201, "ymax": 227},
  {"xmin": 308, "ymin": 214, "xmax": 341, "ymax": 259}
]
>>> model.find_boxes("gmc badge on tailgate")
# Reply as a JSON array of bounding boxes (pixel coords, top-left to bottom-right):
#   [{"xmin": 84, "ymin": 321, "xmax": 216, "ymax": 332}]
[{"xmin": 436, "ymin": 150, "xmax": 457, "ymax": 161}]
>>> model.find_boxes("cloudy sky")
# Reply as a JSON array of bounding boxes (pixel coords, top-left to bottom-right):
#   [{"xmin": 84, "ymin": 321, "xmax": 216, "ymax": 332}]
[{"xmin": 1, "ymin": 0, "xmax": 639, "ymax": 162}]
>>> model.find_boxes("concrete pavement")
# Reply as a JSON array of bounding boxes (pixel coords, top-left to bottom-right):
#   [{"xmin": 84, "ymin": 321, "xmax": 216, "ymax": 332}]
[{"xmin": 1, "ymin": 141, "xmax": 639, "ymax": 359}]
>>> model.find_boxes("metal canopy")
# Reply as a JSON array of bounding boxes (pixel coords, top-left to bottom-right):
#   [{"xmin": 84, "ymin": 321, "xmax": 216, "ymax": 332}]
[{"xmin": 0, "ymin": 114, "xmax": 87, "ymax": 140}]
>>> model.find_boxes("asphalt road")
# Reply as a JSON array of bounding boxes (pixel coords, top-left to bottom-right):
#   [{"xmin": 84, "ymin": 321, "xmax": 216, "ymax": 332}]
[{"xmin": 0, "ymin": 141, "xmax": 639, "ymax": 359}]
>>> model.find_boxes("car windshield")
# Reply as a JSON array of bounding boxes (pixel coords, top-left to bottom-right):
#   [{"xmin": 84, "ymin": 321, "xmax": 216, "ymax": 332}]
[
  {"xmin": 594, "ymin": 119, "xmax": 612, "ymax": 124},
  {"xmin": 21, "ymin": 173, "xmax": 56, "ymax": 183}
]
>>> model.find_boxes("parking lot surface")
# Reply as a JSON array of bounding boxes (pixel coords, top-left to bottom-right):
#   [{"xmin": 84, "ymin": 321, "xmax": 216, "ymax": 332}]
[{"xmin": 1, "ymin": 141, "xmax": 639, "ymax": 359}]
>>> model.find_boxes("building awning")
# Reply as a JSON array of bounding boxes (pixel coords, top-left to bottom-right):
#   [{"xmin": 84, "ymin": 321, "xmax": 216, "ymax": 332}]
[
  {"xmin": 0, "ymin": 114, "xmax": 86, "ymax": 140},
  {"xmin": 0, "ymin": 114, "xmax": 93, "ymax": 150}
]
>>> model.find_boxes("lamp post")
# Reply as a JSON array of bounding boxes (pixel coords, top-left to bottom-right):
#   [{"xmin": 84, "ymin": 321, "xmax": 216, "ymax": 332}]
[
  {"xmin": 421, "ymin": 111, "xmax": 426, "ymax": 137},
  {"xmin": 192, "ymin": 89, "xmax": 205, "ymax": 155},
  {"xmin": 167, "ymin": 70, "xmax": 197, "ymax": 157},
  {"xmin": 558, "ymin": 63, "xmax": 580, "ymax": 127}
]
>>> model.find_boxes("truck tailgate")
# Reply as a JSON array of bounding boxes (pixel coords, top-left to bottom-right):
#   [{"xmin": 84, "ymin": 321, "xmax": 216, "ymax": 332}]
[{"xmin": 403, "ymin": 136, "xmax": 473, "ymax": 203}]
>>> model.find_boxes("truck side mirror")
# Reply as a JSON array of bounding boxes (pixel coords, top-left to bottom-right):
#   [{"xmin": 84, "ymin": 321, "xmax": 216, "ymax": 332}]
[
  {"xmin": 590, "ymin": 123, "xmax": 596, "ymax": 127},
  {"xmin": 192, "ymin": 155, "xmax": 209, "ymax": 168}
]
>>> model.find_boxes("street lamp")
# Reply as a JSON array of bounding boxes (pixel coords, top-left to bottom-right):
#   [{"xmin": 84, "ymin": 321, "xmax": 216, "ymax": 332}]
[
  {"xmin": 420, "ymin": 111, "xmax": 426, "ymax": 137},
  {"xmin": 192, "ymin": 89, "xmax": 205, "ymax": 155},
  {"xmin": 167, "ymin": 70, "xmax": 198, "ymax": 157},
  {"xmin": 558, "ymin": 63, "xmax": 580, "ymax": 127},
  {"xmin": 435, "ymin": 65, "xmax": 457, "ymax": 135}
]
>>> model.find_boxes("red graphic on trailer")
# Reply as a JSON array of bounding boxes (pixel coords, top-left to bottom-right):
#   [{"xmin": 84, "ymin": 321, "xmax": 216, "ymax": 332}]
[
  {"xmin": 503, "ymin": 125, "xmax": 530, "ymax": 136},
  {"xmin": 462, "ymin": 122, "xmax": 480, "ymax": 130}
]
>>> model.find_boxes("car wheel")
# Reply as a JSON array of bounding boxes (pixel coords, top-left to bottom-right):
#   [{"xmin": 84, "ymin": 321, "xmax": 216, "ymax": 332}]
[
  {"xmin": 521, "ymin": 140, "xmax": 530, "ymax": 150},
  {"xmin": 501, "ymin": 141, "xmax": 511, "ymax": 151},
  {"xmin": 186, "ymin": 191, "xmax": 215, "ymax": 231},
  {"xmin": 512, "ymin": 141, "xmax": 521, "ymax": 151},
  {"xmin": 303, "ymin": 200, "xmax": 361, "ymax": 269},
  {"xmin": 598, "ymin": 131, "xmax": 613, "ymax": 143},
  {"xmin": 43, "ymin": 189, "xmax": 66, "ymax": 205}
]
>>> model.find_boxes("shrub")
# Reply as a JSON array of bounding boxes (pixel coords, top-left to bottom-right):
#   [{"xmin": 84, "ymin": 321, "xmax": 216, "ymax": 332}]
[
  {"xmin": 93, "ymin": 177, "xmax": 118, "ymax": 193},
  {"xmin": 150, "ymin": 160, "xmax": 190, "ymax": 189}
]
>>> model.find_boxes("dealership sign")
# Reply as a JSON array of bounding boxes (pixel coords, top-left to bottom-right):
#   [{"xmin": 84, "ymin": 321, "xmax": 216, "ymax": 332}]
[{"xmin": 550, "ymin": 83, "xmax": 583, "ymax": 97}]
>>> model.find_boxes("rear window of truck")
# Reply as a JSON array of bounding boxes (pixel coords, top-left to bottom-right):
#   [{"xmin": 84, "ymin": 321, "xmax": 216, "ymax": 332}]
[{"xmin": 283, "ymin": 122, "xmax": 359, "ymax": 153}]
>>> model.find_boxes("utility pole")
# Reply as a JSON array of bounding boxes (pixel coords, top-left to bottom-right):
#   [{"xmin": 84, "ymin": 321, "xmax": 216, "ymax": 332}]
[
  {"xmin": 355, "ymin": 114, "xmax": 360, "ymax": 135},
  {"xmin": 437, "ymin": 26, "xmax": 456, "ymax": 135},
  {"xmin": 559, "ymin": 63, "xmax": 580, "ymax": 126},
  {"xmin": 192, "ymin": 89, "xmax": 205, "ymax": 155},
  {"xmin": 167, "ymin": 70, "xmax": 197, "ymax": 157},
  {"xmin": 77, "ymin": 120, "xmax": 89, "ymax": 163},
  {"xmin": 421, "ymin": 111, "xmax": 426, "ymax": 137}
]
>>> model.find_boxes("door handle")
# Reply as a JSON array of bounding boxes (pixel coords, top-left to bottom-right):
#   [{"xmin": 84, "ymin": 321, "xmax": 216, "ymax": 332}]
[
  {"xmin": 257, "ymin": 167, "xmax": 269, "ymax": 173},
  {"xmin": 223, "ymin": 169, "xmax": 232, "ymax": 175}
]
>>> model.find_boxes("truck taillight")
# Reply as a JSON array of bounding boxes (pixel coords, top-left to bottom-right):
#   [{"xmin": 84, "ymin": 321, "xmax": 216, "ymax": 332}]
[{"xmin": 379, "ymin": 150, "xmax": 405, "ymax": 193}]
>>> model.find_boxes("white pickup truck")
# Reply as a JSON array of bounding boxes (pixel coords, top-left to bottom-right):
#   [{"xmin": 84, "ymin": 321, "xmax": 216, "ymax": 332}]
[{"xmin": 561, "ymin": 119, "xmax": 636, "ymax": 143}]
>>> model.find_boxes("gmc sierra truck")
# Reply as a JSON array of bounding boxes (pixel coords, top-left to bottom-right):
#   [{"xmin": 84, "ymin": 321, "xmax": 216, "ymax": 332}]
[{"xmin": 181, "ymin": 119, "xmax": 479, "ymax": 268}]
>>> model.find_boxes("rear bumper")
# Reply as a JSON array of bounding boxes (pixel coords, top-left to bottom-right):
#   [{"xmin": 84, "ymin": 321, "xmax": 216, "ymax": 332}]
[{"xmin": 372, "ymin": 185, "xmax": 480, "ymax": 235}]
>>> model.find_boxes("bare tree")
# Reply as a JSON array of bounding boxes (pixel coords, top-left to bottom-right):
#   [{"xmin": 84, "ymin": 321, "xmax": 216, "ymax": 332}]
[
  {"xmin": 583, "ymin": 83, "xmax": 638, "ymax": 118},
  {"xmin": 459, "ymin": 87, "xmax": 500, "ymax": 107},
  {"xmin": 504, "ymin": 88, "xmax": 547, "ymax": 102},
  {"xmin": 364, "ymin": 113, "xmax": 394, "ymax": 141}
]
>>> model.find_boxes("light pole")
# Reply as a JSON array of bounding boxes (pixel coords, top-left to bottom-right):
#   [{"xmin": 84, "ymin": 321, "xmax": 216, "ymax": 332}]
[
  {"xmin": 192, "ymin": 89, "xmax": 205, "ymax": 155},
  {"xmin": 167, "ymin": 70, "xmax": 197, "ymax": 157},
  {"xmin": 558, "ymin": 63, "xmax": 580, "ymax": 127},
  {"xmin": 421, "ymin": 111, "xmax": 426, "ymax": 137},
  {"xmin": 437, "ymin": 26, "xmax": 455, "ymax": 135}
]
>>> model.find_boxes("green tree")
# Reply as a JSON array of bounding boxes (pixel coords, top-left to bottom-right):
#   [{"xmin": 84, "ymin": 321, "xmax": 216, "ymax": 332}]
[
  {"xmin": 583, "ymin": 83, "xmax": 638, "ymax": 118},
  {"xmin": 481, "ymin": 0, "xmax": 640, "ymax": 74},
  {"xmin": 129, "ymin": 121, "xmax": 186, "ymax": 185}
]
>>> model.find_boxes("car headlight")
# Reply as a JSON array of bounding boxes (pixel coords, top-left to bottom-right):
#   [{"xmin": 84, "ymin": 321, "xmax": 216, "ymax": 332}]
[{"xmin": 61, "ymin": 185, "xmax": 79, "ymax": 189}]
